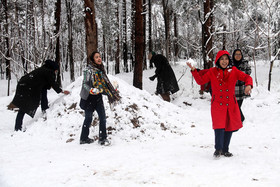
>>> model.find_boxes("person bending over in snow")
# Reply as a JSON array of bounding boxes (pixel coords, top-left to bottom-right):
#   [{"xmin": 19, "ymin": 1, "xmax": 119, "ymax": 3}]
[
  {"xmin": 148, "ymin": 51, "xmax": 179, "ymax": 102},
  {"xmin": 79, "ymin": 51, "xmax": 121, "ymax": 145},
  {"xmin": 187, "ymin": 50, "xmax": 253, "ymax": 158},
  {"xmin": 11, "ymin": 60, "xmax": 70, "ymax": 131}
]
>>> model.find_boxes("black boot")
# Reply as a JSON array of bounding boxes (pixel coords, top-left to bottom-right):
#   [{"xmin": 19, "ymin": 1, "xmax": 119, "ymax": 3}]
[
  {"xmin": 98, "ymin": 138, "xmax": 111, "ymax": 146},
  {"xmin": 80, "ymin": 138, "xmax": 94, "ymax": 144},
  {"xmin": 213, "ymin": 149, "xmax": 222, "ymax": 158},
  {"xmin": 222, "ymin": 151, "xmax": 233, "ymax": 157}
]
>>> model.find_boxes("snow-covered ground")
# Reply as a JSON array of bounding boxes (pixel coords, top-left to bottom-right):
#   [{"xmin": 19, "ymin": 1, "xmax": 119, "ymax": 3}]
[{"xmin": 0, "ymin": 60, "xmax": 279, "ymax": 187}]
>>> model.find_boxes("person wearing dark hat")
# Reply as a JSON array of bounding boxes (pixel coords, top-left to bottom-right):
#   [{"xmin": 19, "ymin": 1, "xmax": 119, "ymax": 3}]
[
  {"xmin": 11, "ymin": 59, "xmax": 70, "ymax": 131},
  {"xmin": 187, "ymin": 50, "xmax": 253, "ymax": 158},
  {"xmin": 232, "ymin": 49, "xmax": 251, "ymax": 122},
  {"xmin": 148, "ymin": 51, "xmax": 179, "ymax": 102}
]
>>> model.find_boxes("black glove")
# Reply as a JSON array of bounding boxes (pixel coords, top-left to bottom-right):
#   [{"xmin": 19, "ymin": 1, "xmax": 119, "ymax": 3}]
[{"xmin": 149, "ymin": 75, "xmax": 156, "ymax": 81}]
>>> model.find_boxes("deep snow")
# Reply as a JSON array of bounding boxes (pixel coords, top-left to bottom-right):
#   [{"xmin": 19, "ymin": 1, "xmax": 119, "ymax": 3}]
[{"xmin": 0, "ymin": 60, "xmax": 280, "ymax": 187}]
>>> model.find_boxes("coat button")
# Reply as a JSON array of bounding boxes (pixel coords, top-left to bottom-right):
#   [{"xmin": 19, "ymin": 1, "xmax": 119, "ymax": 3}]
[
  {"xmin": 226, "ymin": 104, "xmax": 229, "ymax": 106},
  {"xmin": 220, "ymin": 103, "xmax": 222, "ymax": 105},
  {"xmin": 220, "ymin": 89, "xmax": 222, "ymax": 92},
  {"xmin": 226, "ymin": 89, "xmax": 229, "ymax": 92},
  {"xmin": 220, "ymin": 96, "xmax": 223, "ymax": 98},
  {"xmin": 219, "ymin": 83, "xmax": 222, "ymax": 86},
  {"xmin": 226, "ymin": 96, "xmax": 229, "ymax": 99}
]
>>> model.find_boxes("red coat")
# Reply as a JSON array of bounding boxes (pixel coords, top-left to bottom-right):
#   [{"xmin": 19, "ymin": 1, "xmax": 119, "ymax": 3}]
[
  {"xmin": 198, "ymin": 69, "xmax": 210, "ymax": 91},
  {"xmin": 191, "ymin": 66, "xmax": 253, "ymax": 131}
]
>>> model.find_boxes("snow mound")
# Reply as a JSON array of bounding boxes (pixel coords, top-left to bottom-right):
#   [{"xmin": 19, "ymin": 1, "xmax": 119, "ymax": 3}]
[{"xmin": 21, "ymin": 75, "xmax": 192, "ymax": 143}]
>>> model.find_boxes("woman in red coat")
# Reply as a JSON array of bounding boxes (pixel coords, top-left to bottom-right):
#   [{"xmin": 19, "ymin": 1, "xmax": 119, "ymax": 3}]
[{"xmin": 187, "ymin": 50, "xmax": 253, "ymax": 158}]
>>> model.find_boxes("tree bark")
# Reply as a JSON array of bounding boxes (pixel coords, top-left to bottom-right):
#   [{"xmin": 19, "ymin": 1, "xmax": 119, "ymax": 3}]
[
  {"xmin": 174, "ymin": 12, "xmax": 179, "ymax": 62},
  {"xmin": 65, "ymin": 0, "xmax": 75, "ymax": 82},
  {"xmin": 162, "ymin": 0, "xmax": 170, "ymax": 60},
  {"xmin": 202, "ymin": 0, "xmax": 214, "ymax": 69},
  {"xmin": 148, "ymin": 0, "xmax": 153, "ymax": 68},
  {"xmin": 3, "ymin": 0, "xmax": 11, "ymax": 95},
  {"xmin": 222, "ymin": 25, "xmax": 226, "ymax": 50},
  {"xmin": 122, "ymin": 0, "xmax": 128, "ymax": 72},
  {"xmin": 133, "ymin": 0, "xmax": 144, "ymax": 89},
  {"xmin": 115, "ymin": 0, "xmax": 120, "ymax": 74},
  {"xmin": 143, "ymin": 0, "xmax": 147, "ymax": 70},
  {"xmin": 84, "ymin": 0, "xmax": 98, "ymax": 63},
  {"xmin": 131, "ymin": 0, "xmax": 136, "ymax": 70},
  {"xmin": 54, "ymin": 0, "xmax": 62, "ymax": 86},
  {"xmin": 15, "ymin": 1, "xmax": 26, "ymax": 74}
]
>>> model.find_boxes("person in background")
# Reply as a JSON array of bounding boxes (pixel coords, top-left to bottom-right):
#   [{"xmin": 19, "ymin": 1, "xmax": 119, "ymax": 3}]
[
  {"xmin": 79, "ymin": 51, "xmax": 121, "ymax": 145},
  {"xmin": 196, "ymin": 68, "xmax": 211, "ymax": 96},
  {"xmin": 232, "ymin": 49, "xmax": 252, "ymax": 122},
  {"xmin": 187, "ymin": 50, "xmax": 253, "ymax": 158},
  {"xmin": 11, "ymin": 60, "xmax": 70, "ymax": 131},
  {"xmin": 148, "ymin": 51, "xmax": 179, "ymax": 102}
]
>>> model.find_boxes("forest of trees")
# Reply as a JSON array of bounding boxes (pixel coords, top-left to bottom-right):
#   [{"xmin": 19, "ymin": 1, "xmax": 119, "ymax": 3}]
[{"xmin": 0, "ymin": 0, "xmax": 279, "ymax": 94}]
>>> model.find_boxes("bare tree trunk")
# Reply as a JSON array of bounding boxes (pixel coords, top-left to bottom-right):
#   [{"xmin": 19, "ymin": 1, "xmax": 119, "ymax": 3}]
[
  {"xmin": 3, "ymin": 0, "xmax": 11, "ymax": 95},
  {"xmin": 174, "ymin": 12, "xmax": 179, "ymax": 62},
  {"xmin": 30, "ymin": 0, "xmax": 38, "ymax": 65},
  {"xmin": 278, "ymin": 16, "xmax": 280, "ymax": 60},
  {"xmin": 24, "ymin": 2, "xmax": 29, "ymax": 71},
  {"xmin": 122, "ymin": 0, "xmax": 128, "ymax": 72},
  {"xmin": 268, "ymin": 50, "xmax": 280, "ymax": 91},
  {"xmin": 162, "ymin": 0, "xmax": 170, "ymax": 60},
  {"xmin": 84, "ymin": 0, "xmax": 98, "ymax": 63},
  {"xmin": 39, "ymin": 0, "xmax": 46, "ymax": 52},
  {"xmin": 202, "ymin": 0, "xmax": 214, "ymax": 69},
  {"xmin": 253, "ymin": 20, "xmax": 259, "ymax": 87},
  {"xmin": 54, "ymin": 0, "xmax": 62, "ymax": 86},
  {"xmin": 148, "ymin": 0, "xmax": 153, "ymax": 68},
  {"xmin": 0, "ymin": 23, "xmax": 3, "ymax": 79},
  {"xmin": 222, "ymin": 25, "xmax": 226, "ymax": 50},
  {"xmin": 65, "ymin": 0, "xmax": 75, "ymax": 82},
  {"xmin": 266, "ymin": 1, "xmax": 272, "ymax": 91},
  {"xmin": 143, "ymin": 0, "xmax": 147, "ymax": 70},
  {"xmin": 15, "ymin": 1, "xmax": 26, "ymax": 74},
  {"xmin": 131, "ymin": 0, "xmax": 136, "ymax": 70},
  {"xmin": 133, "ymin": 0, "xmax": 144, "ymax": 89},
  {"xmin": 115, "ymin": 0, "xmax": 120, "ymax": 74}
]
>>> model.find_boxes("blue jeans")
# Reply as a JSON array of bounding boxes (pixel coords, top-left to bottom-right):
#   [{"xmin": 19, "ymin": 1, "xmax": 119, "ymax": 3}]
[
  {"xmin": 80, "ymin": 101, "xmax": 107, "ymax": 141},
  {"xmin": 214, "ymin": 129, "xmax": 233, "ymax": 152}
]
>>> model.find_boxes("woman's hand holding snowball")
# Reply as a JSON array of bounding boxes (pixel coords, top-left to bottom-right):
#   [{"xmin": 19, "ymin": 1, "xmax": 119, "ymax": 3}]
[{"xmin": 186, "ymin": 62, "xmax": 196, "ymax": 71}]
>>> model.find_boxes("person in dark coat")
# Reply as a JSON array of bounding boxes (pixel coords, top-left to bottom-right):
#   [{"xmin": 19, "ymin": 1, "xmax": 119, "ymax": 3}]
[
  {"xmin": 187, "ymin": 50, "xmax": 253, "ymax": 158},
  {"xmin": 148, "ymin": 51, "xmax": 179, "ymax": 102},
  {"xmin": 232, "ymin": 49, "xmax": 251, "ymax": 122},
  {"xmin": 11, "ymin": 60, "xmax": 70, "ymax": 131},
  {"xmin": 79, "ymin": 51, "xmax": 121, "ymax": 145}
]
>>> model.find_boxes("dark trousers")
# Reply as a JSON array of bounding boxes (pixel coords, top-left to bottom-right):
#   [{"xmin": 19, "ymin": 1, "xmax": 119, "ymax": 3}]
[
  {"xmin": 80, "ymin": 101, "xmax": 107, "ymax": 141},
  {"xmin": 14, "ymin": 88, "xmax": 48, "ymax": 131},
  {"xmin": 214, "ymin": 129, "xmax": 233, "ymax": 152},
  {"xmin": 15, "ymin": 109, "xmax": 25, "ymax": 131},
  {"xmin": 41, "ymin": 88, "xmax": 49, "ymax": 111},
  {"xmin": 237, "ymin": 100, "xmax": 245, "ymax": 122}
]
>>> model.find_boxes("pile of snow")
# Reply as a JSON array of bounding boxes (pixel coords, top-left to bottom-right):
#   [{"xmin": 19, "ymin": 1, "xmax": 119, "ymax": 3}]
[{"xmin": 6, "ymin": 75, "xmax": 193, "ymax": 143}]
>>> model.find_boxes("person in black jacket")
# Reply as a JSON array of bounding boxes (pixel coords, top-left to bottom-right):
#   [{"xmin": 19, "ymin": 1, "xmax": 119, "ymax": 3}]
[
  {"xmin": 148, "ymin": 51, "xmax": 179, "ymax": 102},
  {"xmin": 11, "ymin": 60, "xmax": 70, "ymax": 131}
]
